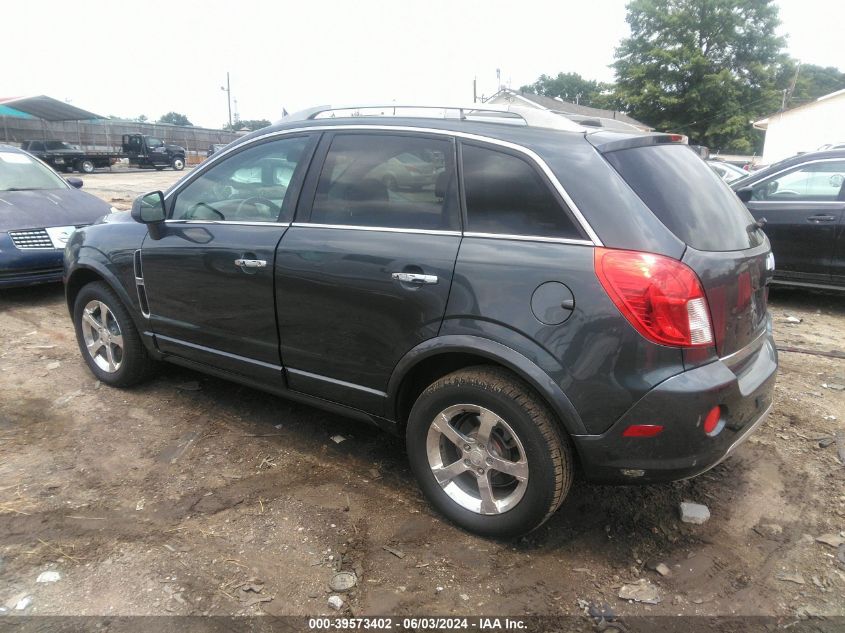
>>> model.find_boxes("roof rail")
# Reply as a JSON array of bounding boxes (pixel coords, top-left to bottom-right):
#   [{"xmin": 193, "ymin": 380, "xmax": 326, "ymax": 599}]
[{"xmin": 275, "ymin": 103, "xmax": 585, "ymax": 132}]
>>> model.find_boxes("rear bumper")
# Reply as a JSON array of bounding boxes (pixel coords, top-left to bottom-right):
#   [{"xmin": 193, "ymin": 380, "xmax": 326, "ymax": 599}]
[{"xmin": 572, "ymin": 330, "xmax": 778, "ymax": 483}]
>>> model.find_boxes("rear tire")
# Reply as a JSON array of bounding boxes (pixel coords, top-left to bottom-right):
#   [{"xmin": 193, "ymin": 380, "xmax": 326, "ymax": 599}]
[
  {"xmin": 79, "ymin": 160, "xmax": 95, "ymax": 174},
  {"xmin": 406, "ymin": 366, "xmax": 573, "ymax": 538},
  {"xmin": 73, "ymin": 282, "xmax": 157, "ymax": 387}
]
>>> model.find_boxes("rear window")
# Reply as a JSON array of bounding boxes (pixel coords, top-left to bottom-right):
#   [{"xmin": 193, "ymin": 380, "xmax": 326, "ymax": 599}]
[{"xmin": 605, "ymin": 144, "xmax": 760, "ymax": 252}]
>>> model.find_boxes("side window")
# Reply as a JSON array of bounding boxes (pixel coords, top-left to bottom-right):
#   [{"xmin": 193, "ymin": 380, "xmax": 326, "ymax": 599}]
[
  {"xmin": 461, "ymin": 144, "xmax": 583, "ymax": 239},
  {"xmin": 309, "ymin": 134, "xmax": 459, "ymax": 231},
  {"xmin": 171, "ymin": 136, "xmax": 310, "ymax": 223},
  {"xmin": 752, "ymin": 161, "xmax": 845, "ymax": 202}
]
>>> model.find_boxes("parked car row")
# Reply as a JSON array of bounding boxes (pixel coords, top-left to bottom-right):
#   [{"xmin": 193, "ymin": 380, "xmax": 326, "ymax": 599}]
[{"xmin": 7, "ymin": 103, "xmax": 843, "ymax": 536}]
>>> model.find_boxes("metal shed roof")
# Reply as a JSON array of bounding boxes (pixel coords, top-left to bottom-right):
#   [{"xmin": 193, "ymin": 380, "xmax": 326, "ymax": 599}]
[{"xmin": 0, "ymin": 95, "xmax": 104, "ymax": 121}]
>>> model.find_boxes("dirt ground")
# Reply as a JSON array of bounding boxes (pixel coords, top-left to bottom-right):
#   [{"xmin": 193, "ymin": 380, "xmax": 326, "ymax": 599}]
[{"xmin": 1, "ymin": 170, "xmax": 844, "ymax": 624}]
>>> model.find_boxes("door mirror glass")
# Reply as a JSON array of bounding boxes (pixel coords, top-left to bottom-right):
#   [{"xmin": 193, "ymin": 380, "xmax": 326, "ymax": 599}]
[{"xmin": 132, "ymin": 191, "xmax": 166, "ymax": 223}]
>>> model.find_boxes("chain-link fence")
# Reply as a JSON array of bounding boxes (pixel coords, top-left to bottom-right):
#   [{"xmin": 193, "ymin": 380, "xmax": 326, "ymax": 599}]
[{"xmin": 0, "ymin": 117, "xmax": 242, "ymax": 165}]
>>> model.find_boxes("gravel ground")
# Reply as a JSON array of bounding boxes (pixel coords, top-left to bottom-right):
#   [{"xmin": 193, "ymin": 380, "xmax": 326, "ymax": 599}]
[{"xmin": 1, "ymin": 171, "xmax": 844, "ymax": 624}]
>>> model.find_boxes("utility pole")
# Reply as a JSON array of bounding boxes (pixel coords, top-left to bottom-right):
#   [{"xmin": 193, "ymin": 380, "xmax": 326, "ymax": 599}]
[
  {"xmin": 473, "ymin": 78, "xmax": 477, "ymax": 103},
  {"xmin": 782, "ymin": 62, "xmax": 801, "ymax": 111},
  {"xmin": 221, "ymin": 72, "xmax": 232, "ymax": 128}
]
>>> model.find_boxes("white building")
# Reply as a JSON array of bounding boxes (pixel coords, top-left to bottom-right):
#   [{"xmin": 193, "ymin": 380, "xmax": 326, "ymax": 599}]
[{"xmin": 754, "ymin": 89, "xmax": 845, "ymax": 163}]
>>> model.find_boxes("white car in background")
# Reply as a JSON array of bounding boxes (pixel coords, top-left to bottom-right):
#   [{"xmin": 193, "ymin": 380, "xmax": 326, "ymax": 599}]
[{"xmin": 707, "ymin": 160, "xmax": 748, "ymax": 183}]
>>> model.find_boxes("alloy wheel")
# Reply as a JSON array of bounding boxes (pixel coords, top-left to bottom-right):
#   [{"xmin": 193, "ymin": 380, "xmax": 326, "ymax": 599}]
[
  {"xmin": 425, "ymin": 404, "xmax": 529, "ymax": 515},
  {"xmin": 80, "ymin": 300, "xmax": 124, "ymax": 373}
]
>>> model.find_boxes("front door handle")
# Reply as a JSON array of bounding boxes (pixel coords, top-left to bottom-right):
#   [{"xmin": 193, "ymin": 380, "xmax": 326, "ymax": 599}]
[
  {"xmin": 806, "ymin": 215, "xmax": 837, "ymax": 223},
  {"xmin": 235, "ymin": 258, "xmax": 267, "ymax": 268},
  {"xmin": 391, "ymin": 272, "xmax": 438, "ymax": 285}
]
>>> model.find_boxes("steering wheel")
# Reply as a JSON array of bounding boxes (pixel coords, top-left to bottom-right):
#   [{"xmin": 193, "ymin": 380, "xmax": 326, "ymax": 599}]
[
  {"xmin": 235, "ymin": 197, "xmax": 279, "ymax": 219},
  {"xmin": 186, "ymin": 202, "xmax": 225, "ymax": 220}
]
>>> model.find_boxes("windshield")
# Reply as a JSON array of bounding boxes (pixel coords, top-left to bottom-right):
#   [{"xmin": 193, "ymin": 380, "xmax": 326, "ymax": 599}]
[
  {"xmin": 44, "ymin": 141, "xmax": 78, "ymax": 150},
  {"xmin": 0, "ymin": 151, "xmax": 68, "ymax": 191}
]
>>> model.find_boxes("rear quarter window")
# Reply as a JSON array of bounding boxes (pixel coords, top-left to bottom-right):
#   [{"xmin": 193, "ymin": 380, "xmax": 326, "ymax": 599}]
[{"xmin": 605, "ymin": 144, "xmax": 760, "ymax": 252}]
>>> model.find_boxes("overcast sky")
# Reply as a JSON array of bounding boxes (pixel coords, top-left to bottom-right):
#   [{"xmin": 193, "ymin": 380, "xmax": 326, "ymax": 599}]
[{"xmin": 3, "ymin": 0, "xmax": 843, "ymax": 129}]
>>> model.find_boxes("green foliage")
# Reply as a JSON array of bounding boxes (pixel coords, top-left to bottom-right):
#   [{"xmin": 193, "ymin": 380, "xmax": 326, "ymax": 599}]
[
  {"xmin": 612, "ymin": 0, "xmax": 787, "ymax": 153},
  {"xmin": 137, "ymin": 115, "xmax": 148, "ymax": 123},
  {"xmin": 223, "ymin": 119, "xmax": 271, "ymax": 132},
  {"xmin": 159, "ymin": 112, "xmax": 193, "ymax": 127},
  {"xmin": 777, "ymin": 62, "xmax": 845, "ymax": 105},
  {"xmin": 520, "ymin": 73, "xmax": 614, "ymax": 109},
  {"xmin": 521, "ymin": 4, "xmax": 844, "ymax": 155}
]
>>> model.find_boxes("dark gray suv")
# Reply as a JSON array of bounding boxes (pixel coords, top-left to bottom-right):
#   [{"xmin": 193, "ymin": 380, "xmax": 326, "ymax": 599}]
[{"xmin": 64, "ymin": 105, "xmax": 778, "ymax": 537}]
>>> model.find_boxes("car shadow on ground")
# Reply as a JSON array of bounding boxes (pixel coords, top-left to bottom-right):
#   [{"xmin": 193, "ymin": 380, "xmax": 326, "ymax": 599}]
[
  {"xmin": 769, "ymin": 286, "xmax": 845, "ymax": 316},
  {"xmin": 0, "ymin": 282, "xmax": 66, "ymax": 311}
]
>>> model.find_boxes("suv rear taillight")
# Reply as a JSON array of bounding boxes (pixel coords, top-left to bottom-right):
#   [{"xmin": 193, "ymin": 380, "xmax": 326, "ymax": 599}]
[{"xmin": 594, "ymin": 247, "xmax": 714, "ymax": 348}]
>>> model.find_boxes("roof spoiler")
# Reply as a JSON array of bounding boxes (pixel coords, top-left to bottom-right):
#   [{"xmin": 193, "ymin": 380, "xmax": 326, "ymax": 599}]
[{"xmin": 587, "ymin": 132, "xmax": 689, "ymax": 153}]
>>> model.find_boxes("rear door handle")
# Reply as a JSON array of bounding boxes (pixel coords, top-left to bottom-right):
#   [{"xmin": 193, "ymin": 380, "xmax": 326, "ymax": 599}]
[
  {"xmin": 235, "ymin": 258, "xmax": 267, "ymax": 268},
  {"xmin": 807, "ymin": 215, "xmax": 837, "ymax": 223},
  {"xmin": 391, "ymin": 272, "xmax": 438, "ymax": 285}
]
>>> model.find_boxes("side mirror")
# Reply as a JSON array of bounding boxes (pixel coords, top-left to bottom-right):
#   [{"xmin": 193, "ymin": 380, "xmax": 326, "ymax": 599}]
[
  {"xmin": 131, "ymin": 191, "xmax": 166, "ymax": 224},
  {"xmin": 66, "ymin": 177, "xmax": 83, "ymax": 189},
  {"xmin": 736, "ymin": 186, "xmax": 753, "ymax": 203}
]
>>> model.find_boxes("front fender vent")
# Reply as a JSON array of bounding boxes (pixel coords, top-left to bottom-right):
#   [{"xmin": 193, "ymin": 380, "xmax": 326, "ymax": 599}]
[{"xmin": 133, "ymin": 249, "xmax": 150, "ymax": 318}]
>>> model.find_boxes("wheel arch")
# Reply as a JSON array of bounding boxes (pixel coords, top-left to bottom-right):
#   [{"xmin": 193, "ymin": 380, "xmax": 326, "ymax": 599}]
[
  {"xmin": 66, "ymin": 262, "xmax": 141, "ymax": 327},
  {"xmin": 388, "ymin": 335, "xmax": 586, "ymax": 436}
]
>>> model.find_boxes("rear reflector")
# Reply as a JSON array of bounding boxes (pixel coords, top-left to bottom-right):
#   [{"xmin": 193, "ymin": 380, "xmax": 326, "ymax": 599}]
[
  {"xmin": 622, "ymin": 424, "xmax": 664, "ymax": 438},
  {"xmin": 703, "ymin": 406, "xmax": 722, "ymax": 435},
  {"xmin": 594, "ymin": 248, "xmax": 714, "ymax": 348}
]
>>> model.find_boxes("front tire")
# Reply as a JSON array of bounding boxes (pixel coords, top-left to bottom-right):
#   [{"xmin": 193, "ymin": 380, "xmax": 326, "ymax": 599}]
[
  {"xmin": 73, "ymin": 282, "xmax": 157, "ymax": 386},
  {"xmin": 78, "ymin": 160, "xmax": 95, "ymax": 174},
  {"xmin": 406, "ymin": 366, "xmax": 572, "ymax": 538},
  {"xmin": 171, "ymin": 157, "xmax": 185, "ymax": 171}
]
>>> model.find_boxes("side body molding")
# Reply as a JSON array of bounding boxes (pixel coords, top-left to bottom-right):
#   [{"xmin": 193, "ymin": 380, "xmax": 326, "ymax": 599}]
[{"xmin": 387, "ymin": 334, "xmax": 587, "ymax": 435}]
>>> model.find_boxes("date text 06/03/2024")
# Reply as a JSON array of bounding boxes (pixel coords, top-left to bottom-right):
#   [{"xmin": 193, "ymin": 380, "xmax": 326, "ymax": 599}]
[{"xmin": 307, "ymin": 617, "xmax": 527, "ymax": 630}]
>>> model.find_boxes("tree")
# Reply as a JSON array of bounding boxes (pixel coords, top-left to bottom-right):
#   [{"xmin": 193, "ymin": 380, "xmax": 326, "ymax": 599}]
[
  {"xmin": 612, "ymin": 0, "xmax": 787, "ymax": 153},
  {"xmin": 158, "ymin": 112, "xmax": 193, "ymax": 126},
  {"xmin": 778, "ymin": 62, "xmax": 845, "ymax": 107},
  {"xmin": 519, "ymin": 72, "xmax": 614, "ymax": 108},
  {"xmin": 223, "ymin": 119, "xmax": 271, "ymax": 132},
  {"xmin": 137, "ymin": 115, "xmax": 148, "ymax": 123}
]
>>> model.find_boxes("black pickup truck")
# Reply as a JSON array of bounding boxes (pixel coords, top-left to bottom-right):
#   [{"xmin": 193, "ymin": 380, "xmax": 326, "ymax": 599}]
[{"xmin": 21, "ymin": 135, "xmax": 186, "ymax": 173}]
